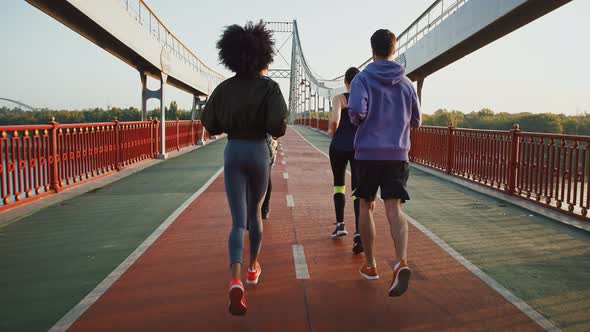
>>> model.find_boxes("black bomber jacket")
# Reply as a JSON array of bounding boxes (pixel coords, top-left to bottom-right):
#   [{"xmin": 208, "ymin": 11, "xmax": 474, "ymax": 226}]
[{"xmin": 201, "ymin": 75, "xmax": 289, "ymax": 140}]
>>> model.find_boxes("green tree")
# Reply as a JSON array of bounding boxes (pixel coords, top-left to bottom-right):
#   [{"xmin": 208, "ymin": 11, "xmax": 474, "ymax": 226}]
[
  {"xmin": 425, "ymin": 109, "xmax": 464, "ymax": 126},
  {"xmin": 168, "ymin": 101, "xmax": 179, "ymax": 119},
  {"xmin": 517, "ymin": 113, "xmax": 562, "ymax": 133}
]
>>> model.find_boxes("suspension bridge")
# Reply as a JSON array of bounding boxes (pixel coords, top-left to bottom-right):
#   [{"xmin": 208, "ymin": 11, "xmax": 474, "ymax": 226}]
[
  {"xmin": 1, "ymin": 0, "xmax": 588, "ymax": 331},
  {"xmin": 0, "ymin": 98, "xmax": 38, "ymax": 111}
]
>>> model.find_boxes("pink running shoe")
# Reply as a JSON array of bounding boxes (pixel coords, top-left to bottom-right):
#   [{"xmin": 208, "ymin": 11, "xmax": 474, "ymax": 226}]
[
  {"xmin": 246, "ymin": 262, "xmax": 262, "ymax": 285},
  {"xmin": 228, "ymin": 278, "xmax": 247, "ymax": 316}
]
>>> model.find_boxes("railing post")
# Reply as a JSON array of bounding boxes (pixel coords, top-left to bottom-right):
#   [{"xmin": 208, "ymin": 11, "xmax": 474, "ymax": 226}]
[
  {"xmin": 149, "ymin": 117, "xmax": 154, "ymax": 158},
  {"xmin": 176, "ymin": 117, "xmax": 180, "ymax": 151},
  {"xmin": 49, "ymin": 117, "xmax": 61, "ymax": 193},
  {"xmin": 190, "ymin": 119, "xmax": 195, "ymax": 145},
  {"xmin": 114, "ymin": 117, "xmax": 121, "ymax": 171},
  {"xmin": 507, "ymin": 124, "xmax": 521, "ymax": 195},
  {"xmin": 154, "ymin": 118, "xmax": 160, "ymax": 156},
  {"xmin": 446, "ymin": 125, "xmax": 454, "ymax": 174},
  {"xmin": 316, "ymin": 113, "xmax": 319, "ymax": 130}
]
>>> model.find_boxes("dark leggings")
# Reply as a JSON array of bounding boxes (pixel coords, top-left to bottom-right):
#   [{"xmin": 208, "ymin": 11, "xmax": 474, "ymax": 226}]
[
  {"xmin": 329, "ymin": 144, "xmax": 359, "ymax": 233},
  {"xmin": 262, "ymin": 174, "xmax": 272, "ymax": 211},
  {"xmin": 224, "ymin": 139, "xmax": 270, "ymax": 265}
]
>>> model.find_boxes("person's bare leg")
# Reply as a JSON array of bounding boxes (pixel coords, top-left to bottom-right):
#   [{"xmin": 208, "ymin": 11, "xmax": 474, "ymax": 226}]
[
  {"xmin": 359, "ymin": 199, "xmax": 377, "ymax": 267},
  {"xmin": 231, "ymin": 263, "xmax": 241, "ymax": 279},
  {"xmin": 383, "ymin": 199, "xmax": 408, "ymax": 262},
  {"xmin": 248, "ymin": 251, "xmax": 259, "ymax": 272},
  {"xmin": 248, "ymin": 205, "xmax": 263, "ymax": 271},
  {"xmin": 247, "ymin": 204, "xmax": 262, "ymax": 272}
]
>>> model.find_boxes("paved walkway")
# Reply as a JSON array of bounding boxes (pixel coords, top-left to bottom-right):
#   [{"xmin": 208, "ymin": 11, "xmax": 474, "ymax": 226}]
[
  {"xmin": 63, "ymin": 127, "xmax": 542, "ymax": 331},
  {"xmin": 0, "ymin": 139, "xmax": 227, "ymax": 332},
  {"xmin": 294, "ymin": 126, "xmax": 590, "ymax": 332},
  {"xmin": 3, "ymin": 126, "xmax": 588, "ymax": 331}
]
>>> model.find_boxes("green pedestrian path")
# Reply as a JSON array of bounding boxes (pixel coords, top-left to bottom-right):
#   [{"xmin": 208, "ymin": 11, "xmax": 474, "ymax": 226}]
[
  {"xmin": 293, "ymin": 125, "xmax": 590, "ymax": 332},
  {"xmin": 0, "ymin": 139, "xmax": 226, "ymax": 332}
]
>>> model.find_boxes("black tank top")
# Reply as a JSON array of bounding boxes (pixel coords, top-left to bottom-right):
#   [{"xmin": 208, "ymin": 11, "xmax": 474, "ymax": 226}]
[{"xmin": 331, "ymin": 93, "xmax": 357, "ymax": 152}]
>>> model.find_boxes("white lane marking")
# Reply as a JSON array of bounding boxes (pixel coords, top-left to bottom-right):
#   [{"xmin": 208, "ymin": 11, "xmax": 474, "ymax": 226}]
[
  {"xmin": 283, "ymin": 172, "xmax": 289, "ymax": 180},
  {"xmin": 282, "ymin": 160, "xmax": 287, "ymax": 165},
  {"xmin": 407, "ymin": 217, "xmax": 560, "ymax": 332},
  {"xmin": 286, "ymin": 194, "xmax": 295, "ymax": 208},
  {"xmin": 292, "ymin": 127, "xmax": 330, "ymax": 159},
  {"xmin": 292, "ymin": 244, "xmax": 310, "ymax": 279},
  {"xmin": 281, "ymin": 152, "xmax": 285, "ymax": 157},
  {"xmin": 291, "ymin": 125, "xmax": 559, "ymax": 332},
  {"xmin": 49, "ymin": 167, "xmax": 225, "ymax": 332}
]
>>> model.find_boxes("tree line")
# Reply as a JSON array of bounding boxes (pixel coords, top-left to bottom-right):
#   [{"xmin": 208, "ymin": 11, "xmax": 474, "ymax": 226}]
[
  {"xmin": 301, "ymin": 108, "xmax": 589, "ymax": 135},
  {"xmin": 2, "ymin": 104, "xmax": 588, "ymax": 136},
  {"xmin": 0, "ymin": 101, "xmax": 196, "ymax": 125},
  {"xmin": 422, "ymin": 108, "xmax": 590, "ymax": 135}
]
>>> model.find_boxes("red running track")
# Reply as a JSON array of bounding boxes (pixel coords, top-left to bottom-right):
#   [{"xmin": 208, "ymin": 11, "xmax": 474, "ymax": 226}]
[{"xmin": 68, "ymin": 127, "xmax": 541, "ymax": 332}]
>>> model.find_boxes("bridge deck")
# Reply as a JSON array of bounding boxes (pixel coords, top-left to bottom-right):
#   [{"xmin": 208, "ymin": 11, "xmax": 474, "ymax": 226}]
[{"xmin": 1, "ymin": 127, "xmax": 589, "ymax": 331}]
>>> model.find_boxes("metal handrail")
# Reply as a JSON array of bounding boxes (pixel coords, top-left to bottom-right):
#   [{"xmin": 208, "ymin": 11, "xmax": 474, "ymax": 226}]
[
  {"xmin": 119, "ymin": 0, "xmax": 224, "ymax": 85},
  {"xmin": 325, "ymin": 0, "xmax": 469, "ymax": 82},
  {"xmin": 396, "ymin": 0, "xmax": 468, "ymax": 54},
  {"xmin": 264, "ymin": 21, "xmax": 294, "ymax": 33}
]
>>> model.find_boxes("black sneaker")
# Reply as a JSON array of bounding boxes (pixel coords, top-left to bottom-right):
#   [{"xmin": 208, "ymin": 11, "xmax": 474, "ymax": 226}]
[
  {"xmin": 352, "ymin": 233, "xmax": 364, "ymax": 254},
  {"xmin": 331, "ymin": 223, "xmax": 348, "ymax": 238},
  {"xmin": 261, "ymin": 208, "xmax": 270, "ymax": 220}
]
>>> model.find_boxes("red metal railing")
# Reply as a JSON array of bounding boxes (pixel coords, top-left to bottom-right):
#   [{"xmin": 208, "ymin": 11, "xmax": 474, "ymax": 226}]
[
  {"xmin": 410, "ymin": 125, "xmax": 590, "ymax": 221},
  {"xmin": 165, "ymin": 120, "xmax": 178, "ymax": 153},
  {"xmin": 56, "ymin": 122, "xmax": 118, "ymax": 188},
  {"xmin": 0, "ymin": 118, "xmax": 208, "ymax": 211},
  {"xmin": 296, "ymin": 117, "xmax": 329, "ymax": 133},
  {"xmin": 515, "ymin": 132, "xmax": 589, "ymax": 217},
  {"xmin": 178, "ymin": 120, "xmax": 194, "ymax": 149},
  {"xmin": 120, "ymin": 120, "xmax": 155, "ymax": 166},
  {"xmin": 296, "ymin": 120, "xmax": 590, "ymax": 221},
  {"xmin": 1, "ymin": 124, "xmax": 53, "ymax": 206},
  {"xmin": 318, "ymin": 119, "xmax": 329, "ymax": 132},
  {"xmin": 164, "ymin": 119, "xmax": 205, "ymax": 152}
]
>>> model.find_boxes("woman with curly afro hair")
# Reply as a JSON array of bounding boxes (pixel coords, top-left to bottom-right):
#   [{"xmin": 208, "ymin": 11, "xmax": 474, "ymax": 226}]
[{"xmin": 202, "ymin": 21, "xmax": 289, "ymax": 316}]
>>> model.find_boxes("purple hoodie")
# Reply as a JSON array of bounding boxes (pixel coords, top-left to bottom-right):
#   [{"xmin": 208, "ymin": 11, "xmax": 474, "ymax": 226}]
[{"xmin": 348, "ymin": 60, "xmax": 421, "ymax": 161}]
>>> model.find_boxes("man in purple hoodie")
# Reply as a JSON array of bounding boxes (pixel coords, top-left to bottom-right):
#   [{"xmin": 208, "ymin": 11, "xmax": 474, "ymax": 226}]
[{"xmin": 348, "ymin": 29, "xmax": 421, "ymax": 297}]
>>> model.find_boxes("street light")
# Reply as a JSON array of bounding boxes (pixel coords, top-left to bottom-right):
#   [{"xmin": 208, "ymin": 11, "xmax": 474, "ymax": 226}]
[{"xmin": 304, "ymin": 80, "xmax": 312, "ymax": 127}]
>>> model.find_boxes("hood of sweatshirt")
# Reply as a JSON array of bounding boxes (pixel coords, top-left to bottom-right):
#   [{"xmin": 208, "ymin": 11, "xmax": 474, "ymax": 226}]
[{"xmin": 364, "ymin": 60, "xmax": 405, "ymax": 86}]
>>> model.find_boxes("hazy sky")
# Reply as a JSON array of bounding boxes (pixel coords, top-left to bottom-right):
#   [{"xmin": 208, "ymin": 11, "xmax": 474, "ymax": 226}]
[{"xmin": 0, "ymin": 0, "xmax": 588, "ymax": 115}]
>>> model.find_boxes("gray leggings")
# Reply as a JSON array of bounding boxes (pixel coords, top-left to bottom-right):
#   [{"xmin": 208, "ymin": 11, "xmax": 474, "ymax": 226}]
[{"xmin": 224, "ymin": 139, "xmax": 270, "ymax": 265}]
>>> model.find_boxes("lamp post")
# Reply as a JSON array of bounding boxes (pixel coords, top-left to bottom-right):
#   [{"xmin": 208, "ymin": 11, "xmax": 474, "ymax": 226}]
[
  {"xmin": 300, "ymin": 78, "xmax": 311, "ymax": 126},
  {"xmin": 315, "ymin": 88, "xmax": 320, "ymax": 129},
  {"xmin": 310, "ymin": 91, "xmax": 316, "ymax": 128}
]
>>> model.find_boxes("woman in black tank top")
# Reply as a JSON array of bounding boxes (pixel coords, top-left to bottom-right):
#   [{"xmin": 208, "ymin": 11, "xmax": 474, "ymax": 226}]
[{"xmin": 327, "ymin": 67, "xmax": 363, "ymax": 255}]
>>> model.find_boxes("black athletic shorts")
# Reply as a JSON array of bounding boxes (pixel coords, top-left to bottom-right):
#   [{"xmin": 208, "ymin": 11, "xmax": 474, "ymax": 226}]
[{"xmin": 355, "ymin": 160, "xmax": 410, "ymax": 202}]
